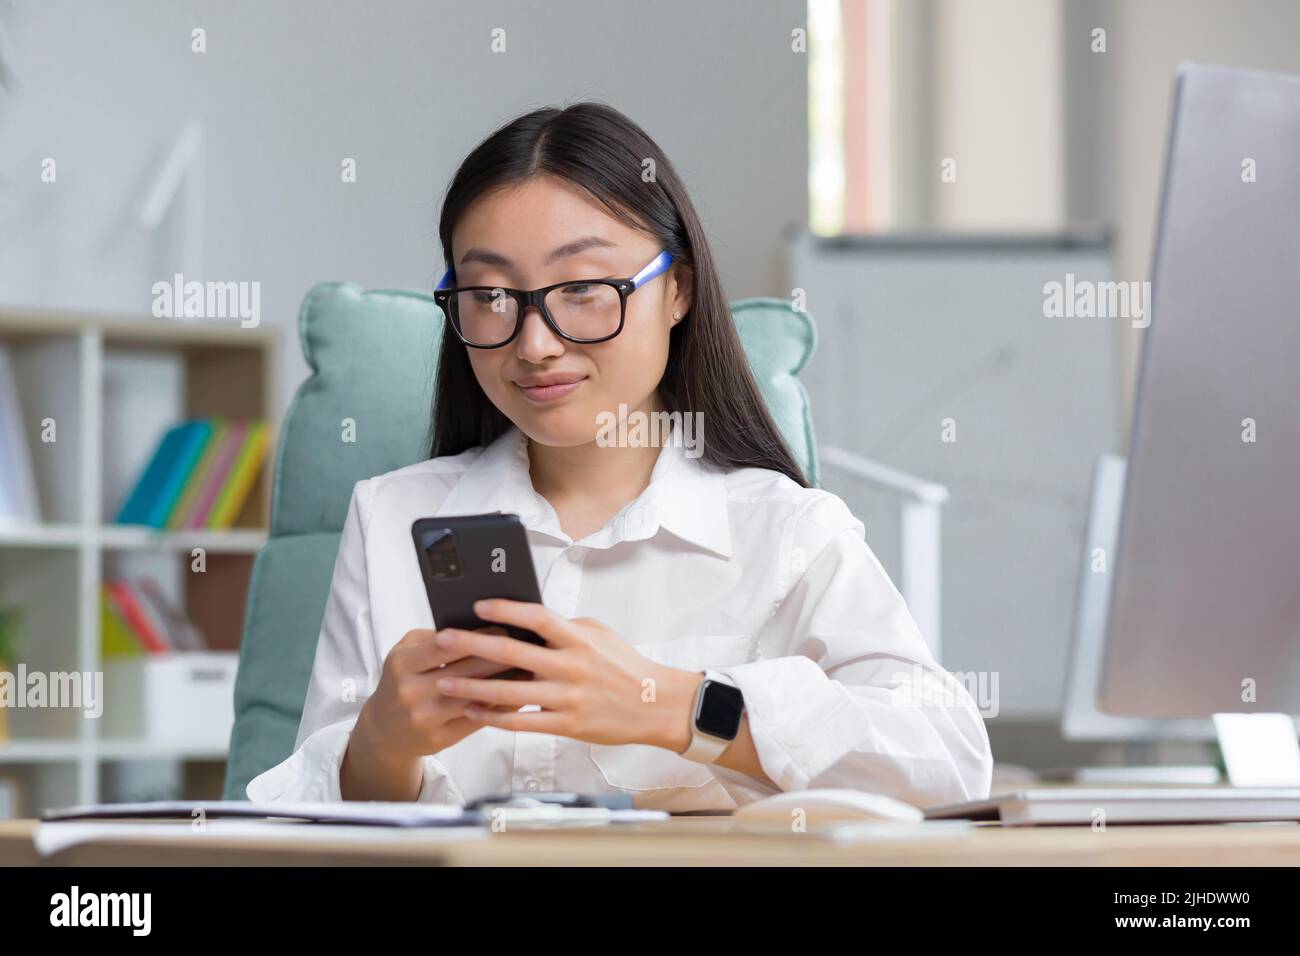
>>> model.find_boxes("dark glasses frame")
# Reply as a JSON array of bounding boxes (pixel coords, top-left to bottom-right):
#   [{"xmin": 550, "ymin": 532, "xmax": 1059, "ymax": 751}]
[{"xmin": 432, "ymin": 250, "xmax": 673, "ymax": 349}]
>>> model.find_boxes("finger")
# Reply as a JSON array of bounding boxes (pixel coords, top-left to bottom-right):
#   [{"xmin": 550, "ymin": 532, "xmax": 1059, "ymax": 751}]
[
  {"xmin": 426, "ymin": 694, "xmax": 517, "ymax": 724},
  {"xmin": 441, "ymin": 655, "xmax": 525, "ymax": 680},
  {"xmin": 391, "ymin": 627, "xmax": 535, "ymax": 676},
  {"xmin": 428, "ymin": 703, "xmax": 518, "ymax": 741},
  {"xmin": 401, "ymin": 659, "xmax": 524, "ymax": 701},
  {"xmin": 440, "ymin": 704, "xmax": 521, "ymax": 739},
  {"xmin": 413, "ymin": 693, "xmax": 472, "ymax": 726},
  {"xmin": 435, "ymin": 628, "xmax": 563, "ymax": 677},
  {"xmin": 395, "ymin": 627, "xmax": 437, "ymax": 648},
  {"xmin": 440, "ymin": 711, "xmax": 503, "ymax": 733},
  {"xmin": 435, "ymin": 676, "xmax": 569, "ymax": 710},
  {"xmin": 471, "ymin": 599, "xmax": 580, "ymax": 648},
  {"xmin": 388, "ymin": 630, "xmax": 463, "ymax": 674},
  {"xmin": 491, "ymin": 667, "xmax": 535, "ymax": 682},
  {"xmin": 462, "ymin": 706, "xmax": 569, "ymax": 734}
]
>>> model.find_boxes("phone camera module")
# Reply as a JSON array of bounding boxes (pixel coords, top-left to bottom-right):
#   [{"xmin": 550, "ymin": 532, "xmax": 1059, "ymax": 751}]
[{"xmin": 423, "ymin": 529, "xmax": 463, "ymax": 580}]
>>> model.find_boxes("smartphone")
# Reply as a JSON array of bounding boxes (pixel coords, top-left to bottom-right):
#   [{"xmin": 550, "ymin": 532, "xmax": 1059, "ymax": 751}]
[{"xmin": 411, "ymin": 514, "xmax": 545, "ymax": 679}]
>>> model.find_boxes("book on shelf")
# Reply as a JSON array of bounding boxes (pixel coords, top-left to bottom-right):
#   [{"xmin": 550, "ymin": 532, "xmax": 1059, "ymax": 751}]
[
  {"xmin": 135, "ymin": 577, "xmax": 206, "ymax": 652},
  {"xmin": 166, "ymin": 419, "xmax": 227, "ymax": 529},
  {"xmin": 0, "ymin": 344, "xmax": 41, "ymax": 526},
  {"xmin": 208, "ymin": 422, "xmax": 269, "ymax": 528},
  {"xmin": 148, "ymin": 419, "xmax": 212, "ymax": 527},
  {"xmin": 183, "ymin": 420, "xmax": 246, "ymax": 529},
  {"xmin": 116, "ymin": 416, "xmax": 268, "ymax": 530},
  {"xmin": 101, "ymin": 588, "xmax": 142, "ymax": 657},
  {"xmin": 101, "ymin": 578, "xmax": 208, "ymax": 656}
]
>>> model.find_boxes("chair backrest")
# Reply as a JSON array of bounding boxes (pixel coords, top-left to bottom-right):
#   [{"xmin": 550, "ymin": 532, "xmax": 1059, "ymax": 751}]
[{"xmin": 222, "ymin": 282, "xmax": 819, "ymax": 798}]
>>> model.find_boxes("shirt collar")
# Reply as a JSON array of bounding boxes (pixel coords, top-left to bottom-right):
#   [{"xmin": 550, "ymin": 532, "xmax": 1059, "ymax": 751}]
[{"xmin": 433, "ymin": 423, "xmax": 733, "ymax": 559}]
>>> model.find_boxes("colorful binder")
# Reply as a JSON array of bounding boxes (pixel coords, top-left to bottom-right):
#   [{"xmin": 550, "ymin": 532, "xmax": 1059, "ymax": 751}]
[
  {"xmin": 100, "ymin": 588, "xmax": 144, "ymax": 658},
  {"xmin": 185, "ymin": 421, "xmax": 247, "ymax": 528},
  {"xmin": 116, "ymin": 423, "xmax": 196, "ymax": 526},
  {"xmin": 208, "ymin": 421, "xmax": 269, "ymax": 528},
  {"xmin": 144, "ymin": 419, "xmax": 213, "ymax": 527},
  {"xmin": 104, "ymin": 581, "xmax": 171, "ymax": 654},
  {"xmin": 167, "ymin": 418, "xmax": 227, "ymax": 529},
  {"xmin": 117, "ymin": 417, "xmax": 267, "ymax": 529}
]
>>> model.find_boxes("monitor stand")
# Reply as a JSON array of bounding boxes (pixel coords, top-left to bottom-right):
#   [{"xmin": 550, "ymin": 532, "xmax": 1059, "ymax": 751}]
[
  {"xmin": 1038, "ymin": 763, "xmax": 1221, "ymax": 785},
  {"xmin": 1038, "ymin": 740, "xmax": 1220, "ymax": 786},
  {"xmin": 1039, "ymin": 713, "xmax": 1300, "ymax": 787}
]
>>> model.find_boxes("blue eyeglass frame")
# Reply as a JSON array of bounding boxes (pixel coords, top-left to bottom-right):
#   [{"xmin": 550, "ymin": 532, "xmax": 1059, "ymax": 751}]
[{"xmin": 432, "ymin": 250, "xmax": 674, "ymax": 348}]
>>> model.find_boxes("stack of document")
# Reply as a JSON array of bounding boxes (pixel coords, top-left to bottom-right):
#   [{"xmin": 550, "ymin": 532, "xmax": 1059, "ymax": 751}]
[
  {"xmin": 43, "ymin": 798, "xmax": 667, "ymax": 828},
  {"xmin": 45, "ymin": 800, "xmax": 480, "ymax": 826}
]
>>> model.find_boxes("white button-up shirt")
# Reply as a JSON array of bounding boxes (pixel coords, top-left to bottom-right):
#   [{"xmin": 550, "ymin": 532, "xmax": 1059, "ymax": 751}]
[{"xmin": 247, "ymin": 425, "xmax": 993, "ymax": 811}]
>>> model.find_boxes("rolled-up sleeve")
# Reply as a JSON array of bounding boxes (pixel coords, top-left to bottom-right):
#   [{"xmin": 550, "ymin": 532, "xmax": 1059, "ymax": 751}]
[
  {"xmin": 245, "ymin": 480, "xmax": 463, "ymax": 805},
  {"xmin": 711, "ymin": 494, "xmax": 993, "ymax": 810}
]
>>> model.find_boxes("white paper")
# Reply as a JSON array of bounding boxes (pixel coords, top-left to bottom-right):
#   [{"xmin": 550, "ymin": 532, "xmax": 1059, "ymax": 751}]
[
  {"xmin": 34, "ymin": 820, "xmax": 488, "ymax": 857},
  {"xmin": 44, "ymin": 799, "xmax": 475, "ymax": 827},
  {"xmin": 1213, "ymin": 712, "xmax": 1300, "ymax": 786}
]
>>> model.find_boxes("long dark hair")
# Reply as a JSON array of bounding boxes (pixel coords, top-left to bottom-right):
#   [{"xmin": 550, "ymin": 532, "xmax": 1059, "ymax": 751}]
[{"xmin": 429, "ymin": 101, "xmax": 808, "ymax": 487}]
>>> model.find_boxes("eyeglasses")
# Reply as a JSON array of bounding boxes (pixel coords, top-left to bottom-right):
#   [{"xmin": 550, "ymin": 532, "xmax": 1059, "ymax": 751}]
[{"xmin": 432, "ymin": 250, "xmax": 673, "ymax": 348}]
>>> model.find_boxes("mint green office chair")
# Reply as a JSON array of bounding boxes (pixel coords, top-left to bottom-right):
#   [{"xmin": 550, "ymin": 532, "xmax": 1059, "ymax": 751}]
[{"xmin": 221, "ymin": 283, "xmax": 829, "ymax": 798}]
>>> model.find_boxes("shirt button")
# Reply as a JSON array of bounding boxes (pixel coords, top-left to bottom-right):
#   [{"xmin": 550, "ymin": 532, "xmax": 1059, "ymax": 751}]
[{"xmin": 524, "ymin": 777, "xmax": 541, "ymax": 792}]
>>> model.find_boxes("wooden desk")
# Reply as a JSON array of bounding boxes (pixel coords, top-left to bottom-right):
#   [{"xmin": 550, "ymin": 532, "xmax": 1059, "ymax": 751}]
[{"xmin": 3, "ymin": 816, "xmax": 1300, "ymax": 866}]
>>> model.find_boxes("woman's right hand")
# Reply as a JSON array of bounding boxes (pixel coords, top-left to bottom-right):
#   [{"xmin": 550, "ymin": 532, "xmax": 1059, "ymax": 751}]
[{"xmin": 340, "ymin": 627, "xmax": 517, "ymax": 800}]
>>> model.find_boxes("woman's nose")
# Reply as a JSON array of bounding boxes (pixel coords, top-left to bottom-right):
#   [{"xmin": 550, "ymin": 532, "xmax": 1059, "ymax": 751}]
[{"xmin": 514, "ymin": 306, "xmax": 565, "ymax": 362}]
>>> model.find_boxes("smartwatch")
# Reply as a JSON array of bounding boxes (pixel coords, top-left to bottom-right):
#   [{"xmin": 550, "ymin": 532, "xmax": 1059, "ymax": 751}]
[{"xmin": 681, "ymin": 669, "xmax": 745, "ymax": 764}]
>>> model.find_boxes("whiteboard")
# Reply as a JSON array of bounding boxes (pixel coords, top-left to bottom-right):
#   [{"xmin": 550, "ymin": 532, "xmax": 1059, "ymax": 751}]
[{"xmin": 788, "ymin": 230, "xmax": 1124, "ymax": 717}]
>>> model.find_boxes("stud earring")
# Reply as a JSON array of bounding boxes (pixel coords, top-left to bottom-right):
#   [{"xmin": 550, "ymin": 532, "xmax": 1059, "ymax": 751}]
[{"xmin": 673, "ymin": 311, "xmax": 681, "ymax": 319}]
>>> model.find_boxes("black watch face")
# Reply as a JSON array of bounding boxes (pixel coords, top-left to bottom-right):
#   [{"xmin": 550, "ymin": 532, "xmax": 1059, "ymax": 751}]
[{"xmin": 695, "ymin": 680, "xmax": 744, "ymax": 740}]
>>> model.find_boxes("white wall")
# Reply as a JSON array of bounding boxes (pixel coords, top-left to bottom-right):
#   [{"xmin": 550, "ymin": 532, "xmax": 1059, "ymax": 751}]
[
  {"xmin": 1068, "ymin": 0, "xmax": 1300, "ymax": 412},
  {"xmin": 0, "ymin": 0, "xmax": 808, "ymax": 416}
]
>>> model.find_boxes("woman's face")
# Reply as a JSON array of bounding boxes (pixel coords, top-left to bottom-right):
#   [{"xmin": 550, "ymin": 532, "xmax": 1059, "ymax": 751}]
[{"xmin": 448, "ymin": 175, "xmax": 692, "ymax": 448}]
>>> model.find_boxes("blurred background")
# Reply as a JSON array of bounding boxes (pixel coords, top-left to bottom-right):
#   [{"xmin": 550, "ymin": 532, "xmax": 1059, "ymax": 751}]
[{"xmin": 1, "ymin": 0, "xmax": 1296, "ymax": 812}]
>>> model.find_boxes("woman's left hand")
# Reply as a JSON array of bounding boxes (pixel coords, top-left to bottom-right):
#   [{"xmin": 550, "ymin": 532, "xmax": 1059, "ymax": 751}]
[{"xmin": 431, "ymin": 599, "xmax": 701, "ymax": 751}]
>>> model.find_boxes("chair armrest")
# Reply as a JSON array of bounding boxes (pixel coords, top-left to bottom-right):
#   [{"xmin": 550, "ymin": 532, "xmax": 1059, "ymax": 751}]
[
  {"xmin": 819, "ymin": 445, "xmax": 948, "ymax": 662},
  {"xmin": 819, "ymin": 446, "xmax": 950, "ymax": 505}
]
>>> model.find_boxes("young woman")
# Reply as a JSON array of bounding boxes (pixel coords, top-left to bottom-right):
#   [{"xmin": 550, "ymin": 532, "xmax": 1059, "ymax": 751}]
[{"xmin": 247, "ymin": 103, "xmax": 992, "ymax": 811}]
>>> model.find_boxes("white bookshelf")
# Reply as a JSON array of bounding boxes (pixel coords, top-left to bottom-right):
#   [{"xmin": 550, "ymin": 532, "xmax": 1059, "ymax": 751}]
[{"xmin": 0, "ymin": 309, "xmax": 277, "ymax": 814}]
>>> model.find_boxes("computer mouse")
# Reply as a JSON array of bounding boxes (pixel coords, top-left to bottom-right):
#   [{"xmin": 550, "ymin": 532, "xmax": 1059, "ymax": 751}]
[{"xmin": 732, "ymin": 789, "xmax": 924, "ymax": 826}]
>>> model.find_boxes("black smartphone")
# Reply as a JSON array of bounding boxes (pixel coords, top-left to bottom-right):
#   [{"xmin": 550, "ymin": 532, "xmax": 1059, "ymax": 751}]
[{"xmin": 411, "ymin": 513, "xmax": 545, "ymax": 677}]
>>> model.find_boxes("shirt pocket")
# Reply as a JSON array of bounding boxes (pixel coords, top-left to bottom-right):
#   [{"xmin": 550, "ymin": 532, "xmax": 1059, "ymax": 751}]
[{"xmin": 588, "ymin": 633, "xmax": 754, "ymax": 792}]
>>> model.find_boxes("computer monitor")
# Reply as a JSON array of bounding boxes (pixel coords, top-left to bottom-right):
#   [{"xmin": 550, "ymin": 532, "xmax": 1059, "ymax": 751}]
[
  {"xmin": 1062, "ymin": 454, "xmax": 1215, "ymax": 743},
  {"xmin": 1098, "ymin": 63, "xmax": 1300, "ymax": 718}
]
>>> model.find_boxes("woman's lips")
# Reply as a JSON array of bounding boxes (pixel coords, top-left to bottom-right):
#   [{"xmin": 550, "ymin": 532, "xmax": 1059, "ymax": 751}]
[{"xmin": 515, "ymin": 377, "xmax": 586, "ymax": 402}]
